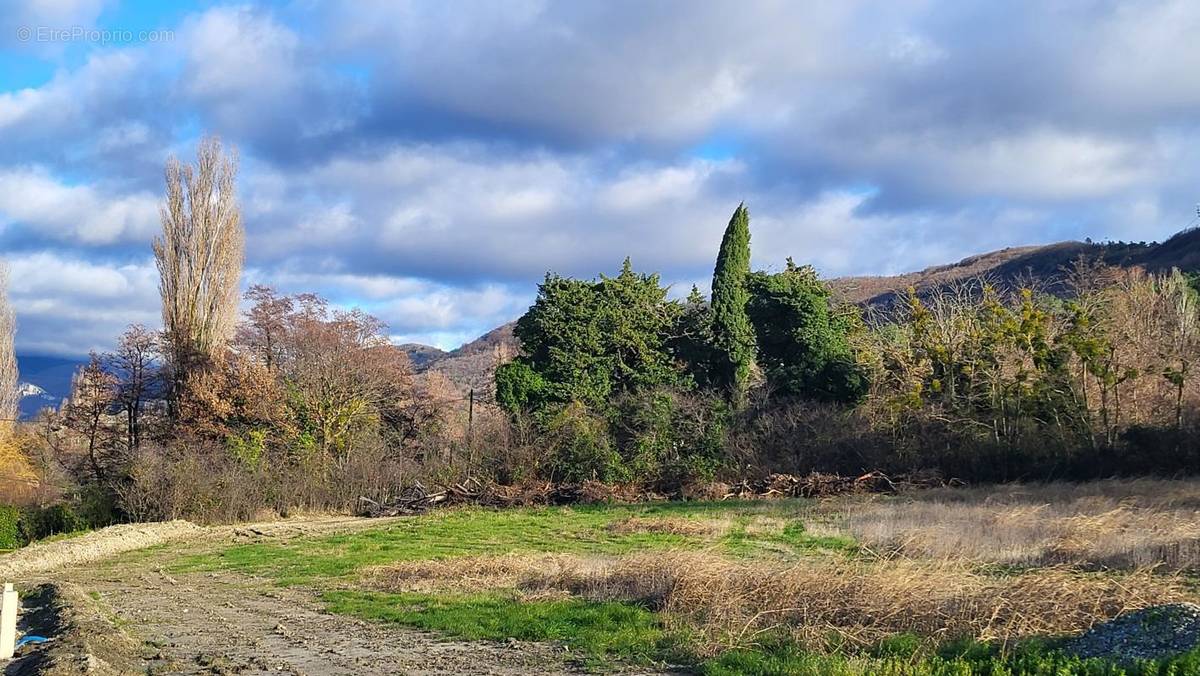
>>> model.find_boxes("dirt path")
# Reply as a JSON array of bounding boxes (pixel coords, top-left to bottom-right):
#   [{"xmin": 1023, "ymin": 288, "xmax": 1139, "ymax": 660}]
[{"xmin": 4, "ymin": 518, "xmax": 629, "ymax": 675}]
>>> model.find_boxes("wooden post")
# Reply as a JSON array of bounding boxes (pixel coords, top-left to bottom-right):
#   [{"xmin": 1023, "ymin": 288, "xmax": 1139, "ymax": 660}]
[
  {"xmin": 467, "ymin": 389, "xmax": 475, "ymax": 446},
  {"xmin": 0, "ymin": 582, "xmax": 17, "ymax": 659}
]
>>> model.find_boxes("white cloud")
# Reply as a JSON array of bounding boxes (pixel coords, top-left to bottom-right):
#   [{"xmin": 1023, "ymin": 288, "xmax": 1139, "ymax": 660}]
[
  {"xmin": 181, "ymin": 6, "xmax": 300, "ymax": 100},
  {"xmin": 6, "ymin": 252, "xmax": 160, "ymax": 355},
  {"xmin": 0, "ymin": 168, "xmax": 159, "ymax": 245}
]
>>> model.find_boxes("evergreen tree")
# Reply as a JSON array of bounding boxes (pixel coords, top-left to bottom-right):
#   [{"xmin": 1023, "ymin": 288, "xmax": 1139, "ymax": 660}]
[
  {"xmin": 710, "ymin": 203, "xmax": 756, "ymax": 399},
  {"xmin": 670, "ymin": 285, "xmax": 717, "ymax": 388},
  {"xmin": 502, "ymin": 259, "xmax": 683, "ymax": 416},
  {"xmin": 745, "ymin": 260, "xmax": 867, "ymax": 403}
]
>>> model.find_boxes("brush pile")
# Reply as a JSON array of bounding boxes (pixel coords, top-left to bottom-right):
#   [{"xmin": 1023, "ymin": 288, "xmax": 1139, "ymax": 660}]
[{"xmin": 357, "ymin": 470, "xmax": 950, "ymax": 517}]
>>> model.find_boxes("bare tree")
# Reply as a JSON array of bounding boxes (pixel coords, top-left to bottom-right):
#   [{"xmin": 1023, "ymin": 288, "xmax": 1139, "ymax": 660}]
[
  {"xmin": 63, "ymin": 354, "xmax": 119, "ymax": 482},
  {"xmin": 236, "ymin": 285, "xmax": 294, "ymax": 371},
  {"xmin": 106, "ymin": 325, "xmax": 162, "ymax": 451},
  {"xmin": 154, "ymin": 135, "xmax": 244, "ymax": 407},
  {"xmin": 0, "ymin": 262, "xmax": 18, "ymax": 440}
]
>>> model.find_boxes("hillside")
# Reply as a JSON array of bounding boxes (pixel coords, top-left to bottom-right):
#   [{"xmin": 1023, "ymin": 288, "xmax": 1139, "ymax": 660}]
[
  {"xmin": 402, "ymin": 322, "xmax": 518, "ymax": 395},
  {"xmin": 831, "ymin": 230, "xmax": 1200, "ymax": 306}
]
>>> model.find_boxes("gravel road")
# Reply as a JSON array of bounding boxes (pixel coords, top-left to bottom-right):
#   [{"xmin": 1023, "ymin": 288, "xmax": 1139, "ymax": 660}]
[{"xmin": 1, "ymin": 517, "xmax": 631, "ymax": 675}]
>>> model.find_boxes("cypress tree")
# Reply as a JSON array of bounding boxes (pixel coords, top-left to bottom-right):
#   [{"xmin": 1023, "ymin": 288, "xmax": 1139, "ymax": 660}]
[{"xmin": 710, "ymin": 203, "xmax": 755, "ymax": 398}]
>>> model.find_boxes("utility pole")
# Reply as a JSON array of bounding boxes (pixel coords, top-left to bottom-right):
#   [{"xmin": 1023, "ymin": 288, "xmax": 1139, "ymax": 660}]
[{"xmin": 467, "ymin": 388, "xmax": 475, "ymax": 446}]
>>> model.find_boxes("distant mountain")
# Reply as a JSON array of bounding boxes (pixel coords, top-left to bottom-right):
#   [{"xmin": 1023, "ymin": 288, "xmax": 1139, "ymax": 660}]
[
  {"xmin": 397, "ymin": 343, "xmax": 448, "ymax": 370},
  {"xmin": 400, "ymin": 323, "xmax": 518, "ymax": 395},
  {"xmin": 16, "ymin": 354, "xmax": 84, "ymax": 418},
  {"xmin": 830, "ymin": 230, "xmax": 1200, "ymax": 306}
]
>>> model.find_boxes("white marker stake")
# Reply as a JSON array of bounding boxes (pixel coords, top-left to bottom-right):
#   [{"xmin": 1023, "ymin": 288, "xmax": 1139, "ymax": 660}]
[{"xmin": 0, "ymin": 583, "xmax": 16, "ymax": 659}]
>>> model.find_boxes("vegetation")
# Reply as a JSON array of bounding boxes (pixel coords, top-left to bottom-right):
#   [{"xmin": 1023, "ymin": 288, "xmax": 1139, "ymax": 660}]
[
  {"xmin": 746, "ymin": 260, "xmax": 866, "ymax": 403},
  {"xmin": 710, "ymin": 203, "xmax": 756, "ymax": 399},
  {"xmin": 499, "ymin": 258, "xmax": 683, "ymax": 416},
  {"xmin": 6, "ymin": 154, "xmax": 1196, "ymax": 522},
  {"xmin": 175, "ymin": 483, "xmax": 1200, "ymax": 674},
  {"xmin": 154, "ymin": 135, "xmax": 244, "ymax": 415},
  {"xmin": 0, "ymin": 504, "xmax": 19, "ymax": 550},
  {"xmin": 494, "ymin": 204, "xmax": 1200, "ymax": 488}
]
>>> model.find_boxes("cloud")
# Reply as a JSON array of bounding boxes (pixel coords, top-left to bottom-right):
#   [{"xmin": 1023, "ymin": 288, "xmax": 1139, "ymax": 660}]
[
  {"xmin": 0, "ymin": 168, "xmax": 159, "ymax": 246},
  {"xmin": 176, "ymin": 6, "xmax": 363, "ymax": 160},
  {"xmin": 0, "ymin": 0, "xmax": 109, "ymax": 50},
  {"xmin": 241, "ymin": 267, "xmax": 531, "ymax": 351},
  {"xmin": 6, "ymin": 252, "xmax": 160, "ymax": 355},
  {"xmin": 3, "ymin": 0, "xmax": 1200, "ymax": 357}
]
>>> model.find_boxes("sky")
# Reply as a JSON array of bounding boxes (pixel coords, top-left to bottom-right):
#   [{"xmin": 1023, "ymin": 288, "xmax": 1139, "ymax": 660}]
[{"xmin": 0, "ymin": 0, "xmax": 1197, "ymax": 356}]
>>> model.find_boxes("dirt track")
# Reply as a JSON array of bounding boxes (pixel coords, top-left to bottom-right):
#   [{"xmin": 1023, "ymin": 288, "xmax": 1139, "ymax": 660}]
[{"xmin": 3, "ymin": 517, "xmax": 627, "ymax": 675}]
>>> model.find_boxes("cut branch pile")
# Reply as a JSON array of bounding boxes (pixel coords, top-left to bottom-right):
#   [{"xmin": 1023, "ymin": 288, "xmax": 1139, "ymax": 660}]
[{"xmin": 357, "ymin": 471, "xmax": 956, "ymax": 517}]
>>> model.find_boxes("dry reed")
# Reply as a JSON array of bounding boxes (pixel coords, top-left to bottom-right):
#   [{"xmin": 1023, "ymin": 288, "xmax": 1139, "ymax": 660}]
[
  {"xmin": 521, "ymin": 551, "xmax": 1195, "ymax": 653},
  {"xmin": 841, "ymin": 479, "xmax": 1200, "ymax": 570}
]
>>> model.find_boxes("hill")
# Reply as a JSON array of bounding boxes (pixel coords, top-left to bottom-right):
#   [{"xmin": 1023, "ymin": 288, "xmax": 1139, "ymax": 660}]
[
  {"xmin": 401, "ymin": 323, "xmax": 518, "ymax": 395},
  {"xmin": 831, "ymin": 230, "xmax": 1200, "ymax": 306}
]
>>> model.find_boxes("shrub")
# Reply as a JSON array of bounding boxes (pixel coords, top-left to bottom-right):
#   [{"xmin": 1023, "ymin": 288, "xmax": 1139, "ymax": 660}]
[
  {"xmin": 19, "ymin": 503, "xmax": 87, "ymax": 542},
  {"xmin": 544, "ymin": 402, "xmax": 627, "ymax": 483},
  {"xmin": 0, "ymin": 505, "xmax": 20, "ymax": 549},
  {"xmin": 612, "ymin": 389, "xmax": 729, "ymax": 490},
  {"xmin": 78, "ymin": 483, "xmax": 121, "ymax": 528}
]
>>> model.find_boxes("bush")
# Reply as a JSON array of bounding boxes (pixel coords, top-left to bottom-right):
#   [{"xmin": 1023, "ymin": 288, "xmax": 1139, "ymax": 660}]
[
  {"xmin": 78, "ymin": 484, "xmax": 121, "ymax": 528},
  {"xmin": 19, "ymin": 503, "xmax": 87, "ymax": 542},
  {"xmin": 544, "ymin": 402, "xmax": 627, "ymax": 483},
  {"xmin": 612, "ymin": 389, "xmax": 729, "ymax": 490},
  {"xmin": 0, "ymin": 505, "xmax": 20, "ymax": 549}
]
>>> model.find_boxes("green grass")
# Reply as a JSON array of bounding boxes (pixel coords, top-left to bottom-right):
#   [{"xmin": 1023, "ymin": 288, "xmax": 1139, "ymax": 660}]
[
  {"xmin": 317, "ymin": 589, "xmax": 1200, "ymax": 675},
  {"xmin": 721, "ymin": 516, "xmax": 857, "ymax": 560},
  {"xmin": 175, "ymin": 501, "xmax": 820, "ymax": 585},
  {"xmin": 323, "ymin": 589, "xmax": 676, "ymax": 667},
  {"xmin": 701, "ymin": 635, "xmax": 1200, "ymax": 675}
]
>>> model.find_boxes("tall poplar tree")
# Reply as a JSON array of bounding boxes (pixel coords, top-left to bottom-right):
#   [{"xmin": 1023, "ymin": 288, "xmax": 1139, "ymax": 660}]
[
  {"xmin": 710, "ymin": 203, "xmax": 755, "ymax": 399},
  {"xmin": 154, "ymin": 135, "xmax": 244, "ymax": 412}
]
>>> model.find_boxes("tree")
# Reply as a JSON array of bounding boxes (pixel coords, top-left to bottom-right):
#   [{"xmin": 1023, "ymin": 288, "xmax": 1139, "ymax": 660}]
[
  {"xmin": 106, "ymin": 325, "xmax": 161, "ymax": 452},
  {"xmin": 495, "ymin": 361, "xmax": 548, "ymax": 415},
  {"xmin": 154, "ymin": 135, "xmax": 244, "ymax": 410},
  {"xmin": 710, "ymin": 203, "xmax": 755, "ymax": 399},
  {"xmin": 237, "ymin": 291, "xmax": 422, "ymax": 460},
  {"xmin": 507, "ymin": 259, "xmax": 683, "ymax": 415},
  {"xmin": 745, "ymin": 260, "xmax": 867, "ymax": 403},
  {"xmin": 237, "ymin": 285, "xmax": 294, "ymax": 371},
  {"xmin": 670, "ymin": 285, "xmax": 719, "ymax": 388},
  {"xmin": 63, "ymin": 355, "xmax": 120, "ymax": 482},
  {"xmin": 0, "ymin": 263, "xmax": 16, "ymax": 440}
]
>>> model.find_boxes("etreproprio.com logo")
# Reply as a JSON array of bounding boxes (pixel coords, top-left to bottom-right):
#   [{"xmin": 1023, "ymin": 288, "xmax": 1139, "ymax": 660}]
[{"xmin": 15, "ymin": 25, "xmax": 174, "ymax": 44}]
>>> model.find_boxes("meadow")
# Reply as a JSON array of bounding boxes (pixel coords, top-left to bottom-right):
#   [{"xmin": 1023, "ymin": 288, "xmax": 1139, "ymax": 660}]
[{"xmin": 175, "ymin": 479, "xmax": 1200, "ymax": 674}]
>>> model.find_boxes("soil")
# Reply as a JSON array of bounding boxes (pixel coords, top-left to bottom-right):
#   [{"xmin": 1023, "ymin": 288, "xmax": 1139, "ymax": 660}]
[{"xmin": 0, "ymin": 517, "xmax": 660, "ymax": 675}]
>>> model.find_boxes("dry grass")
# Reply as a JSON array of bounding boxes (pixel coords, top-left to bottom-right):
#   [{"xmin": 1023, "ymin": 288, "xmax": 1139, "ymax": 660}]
[
  {"xmin": 349, "ymin": 481, "xmax": 1200, "ymax": 658},
  {"xmin": 361, "ymin": 553, "xmax": 601, "ymax": 593},
  {"xmin": 841, "ymin": 479, "xmax": 1200, "ymax": 571},
  {"xmin": 359, "ymin": 546, "xmax": 1197, "ymax": 655},
  {"xmin": 520, "ymin": 551, "xmax": 1196, "ymax": 653},
  {"xmin": 606, "ymin": 515, "xmax": 731, "ymax": 538}
]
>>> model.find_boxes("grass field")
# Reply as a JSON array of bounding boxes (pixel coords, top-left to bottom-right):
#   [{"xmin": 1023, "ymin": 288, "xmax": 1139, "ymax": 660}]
[{"xmin": 178, "ymin": 481, "xmax": 1200, "ymax": 674}]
